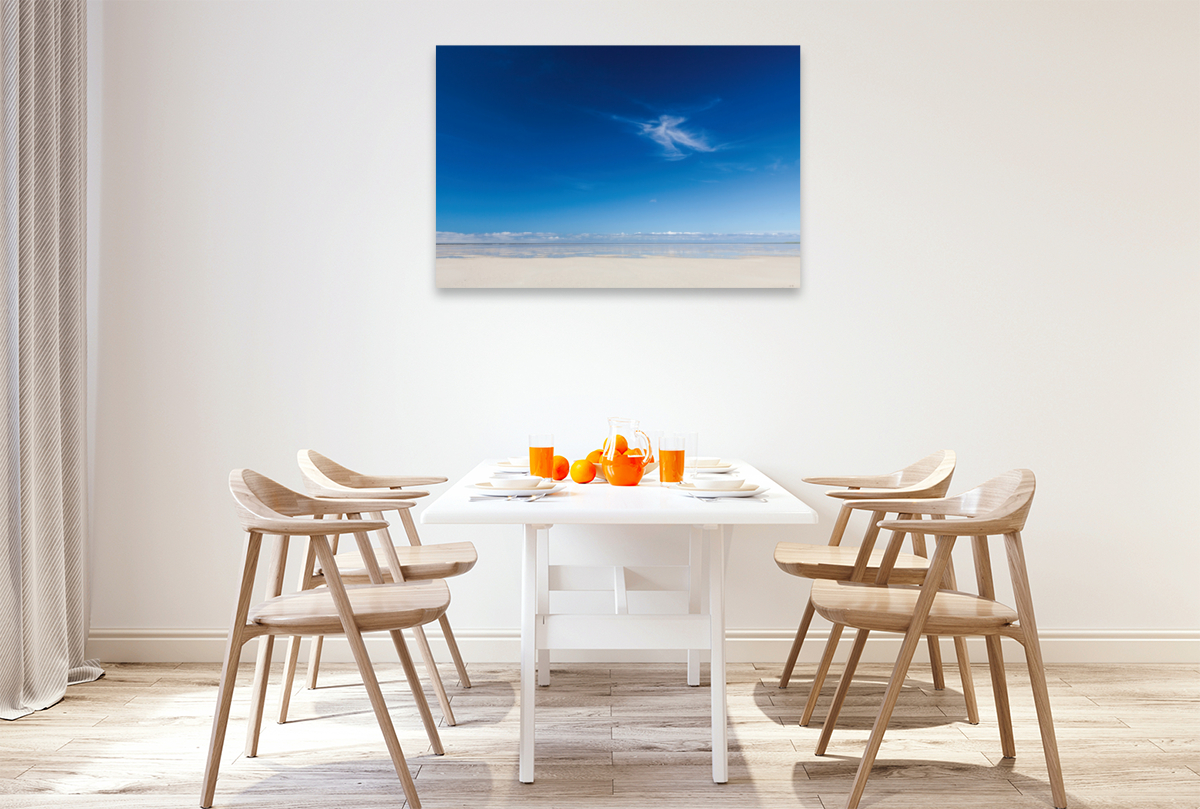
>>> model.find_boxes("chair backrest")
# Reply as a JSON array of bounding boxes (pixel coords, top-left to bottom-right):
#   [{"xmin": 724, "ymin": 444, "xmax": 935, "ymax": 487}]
[
  {"xmin": 298, "ymin": 450, "xmax": 373, "ymax": 493},
  {"xmin": 874, "ymin": 469, "xmax": 1036, "ymax": 537},
  {"xmin": 229, "ymin": 468, "xmax": 396, "ymax": 535},
  {"xmin": 296, "ymin": 449, "xmax": 445, "ymax": 499},
  {"xmin": 895, "ymin": 450, "xmax": 956, "ymax": 488},
  {"xmin": 828, "ymin": 450, "xmax": 956, "ymax": 502},
  {"xmin": 940, "ymin": 469, "xmax": 1036, "ymax": 534},
  {"xmin": 230, "ymin": 468, "xmax": 318, "ymax": 530}
]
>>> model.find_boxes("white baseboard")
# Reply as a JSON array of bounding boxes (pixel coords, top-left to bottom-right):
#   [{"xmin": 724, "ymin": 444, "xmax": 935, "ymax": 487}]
[{"xmin": 88, "ymin": 626, "xmax": 1200, "ymax": 665}]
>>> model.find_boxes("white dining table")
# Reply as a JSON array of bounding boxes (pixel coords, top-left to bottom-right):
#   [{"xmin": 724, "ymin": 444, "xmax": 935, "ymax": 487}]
[{"xmin": 420, "ymin": 459, "xmax": 818, "ymax": 784}]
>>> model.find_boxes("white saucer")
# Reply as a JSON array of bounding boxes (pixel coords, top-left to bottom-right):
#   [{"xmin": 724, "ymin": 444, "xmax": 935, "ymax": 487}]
[
  {"xmin": 495, "ymin": 460, "xmax": 530, "ymax": 471},
  {"xmin": 673, "ymin": 482, "xmax": 767, "ymax": 498},
  {"xmin": 472, "ymin": 480, "xmax": 563, "ymax": 496}
]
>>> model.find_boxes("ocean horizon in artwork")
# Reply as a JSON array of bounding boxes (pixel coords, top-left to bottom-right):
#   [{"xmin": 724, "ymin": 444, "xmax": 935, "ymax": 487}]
[{"xmin": 436, "ymin": 46, "xmax": 800, "ymax": 288}]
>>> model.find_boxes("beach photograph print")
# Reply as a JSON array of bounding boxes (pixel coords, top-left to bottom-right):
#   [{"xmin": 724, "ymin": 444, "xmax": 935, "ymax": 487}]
[{"xmin": 436, "ymin": 46, "xmax": 800, "ymax": 289}]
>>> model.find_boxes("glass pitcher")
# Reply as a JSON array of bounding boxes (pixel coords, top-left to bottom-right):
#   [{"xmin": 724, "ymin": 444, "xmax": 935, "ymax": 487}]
[{"xmin": 601, "ymin": 416, "xmax": 655, "ymax": 486}]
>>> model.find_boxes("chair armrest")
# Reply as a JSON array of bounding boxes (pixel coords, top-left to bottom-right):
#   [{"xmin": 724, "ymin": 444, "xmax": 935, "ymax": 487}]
[
  {"xmin": 828, "ymin": 486, "xmax": 939, "ymax": 501},
  {"xmin": 308, "ymin": 497, "xmax": 416, "ymax": 516},
  {"xmin": 803, "ymin": 474, "xmax": 898, "ymax": 488},
  {"xmin": 310, "ymin": 488, "xmax": 429, "ymax": 500},
  {"xmin": 840, "ymin": 496, "xmax": 957, "ymax": 514},
  {"xmin": 357, "ymin": 474, "xmax": 447, "ymax": 488},
  {"xmin": 249, "ymin": 517, "xmax": 389, "ymax": 536},
  {"xmin": 877, "ymin": 516, "xmax": 1009, "ymax": 536}
]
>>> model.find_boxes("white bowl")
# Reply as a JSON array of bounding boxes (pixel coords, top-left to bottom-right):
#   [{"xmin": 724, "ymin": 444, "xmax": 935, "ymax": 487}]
[
  {"xmin": 496, "ymin": 476, "xmax": 542, "ymax": 489},
  {"xmin": 691, "ymin": 476, "xmax": 745, "ymax": 491}
]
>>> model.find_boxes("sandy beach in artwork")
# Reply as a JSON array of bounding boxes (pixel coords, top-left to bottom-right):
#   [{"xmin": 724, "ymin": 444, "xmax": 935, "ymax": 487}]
[{"xmin": 436, "ymin": 256, "xmax": 801, "ymax": 289}]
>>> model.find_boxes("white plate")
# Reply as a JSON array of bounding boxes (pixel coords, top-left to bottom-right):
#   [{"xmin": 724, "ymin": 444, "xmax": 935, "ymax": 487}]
[
  {"xmin": 495, "ymin": 460, "xmax": 529, "ymax": 471},
  {"xmin": 685, "ymin": 458, "xmax": 733, "ymax": 471},
  {"xmin": 472, "ymin": 480, "xmax": 563, "ymax": 496},
  {"xmin": 673, "ymin": 482, "xmax": 768, "ymax": 499},
  {"xmin": 688, "ymin": 465, "xmax": 737, "ymax": 475}
]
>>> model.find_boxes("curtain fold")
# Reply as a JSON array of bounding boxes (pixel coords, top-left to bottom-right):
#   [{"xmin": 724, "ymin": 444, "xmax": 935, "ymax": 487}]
[{"xmin": 0, "ymin": 0, "xmax": 98, "ymax": 721}]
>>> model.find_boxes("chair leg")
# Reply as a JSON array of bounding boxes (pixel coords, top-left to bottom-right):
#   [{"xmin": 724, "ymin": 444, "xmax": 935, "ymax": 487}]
[
  {"xmin": 1006, "ymin": 532, "xmax": 1067, "ymax": 809},
  {"xmin": 282, "ymin": 539, "xmax": 319, "ymax": 710},
  {"xmin": 277, "ymin": 634, "xmax": 303, "ymax": 723},
  {"xmin": 244, "ymin": 535, "xmax": 289, "ymax": 755},
  {"xmin": 1023, "ymin": 636, "xmax": 1067, "ymax": 808},
  {"xmin": 782, "ymin": 502, "xmax": 854, "ymax": 689},
  {"xmin": 779, "ymin": 597, "xmax": 816, "ymax": 689},
  {"xmin": 311, "ymin": 535, "xmax": 424, "ymax": 808},
  {"xmin": 985, "ymin": 634, "xmax": 1015, "ymax": 756},
  {"xmin": 815, "ymin": 628, "xmax": 870, "ymax": 755},
  {"xmin": 305, "ymin": 635, "xmax": 325, "ymax": 688},
  {"xmin": 972, "ymin": 536, "xmax": 1005, "ymax": 738},
  {"xmin": 842, "ymin": 626, "xmax": 924, "ymax": 809},
  {"xmin": 200, "ymin": 632, "xmax": 248, "ymax": 808},
  {"xmin": 940, "ymin": 555, "xmax": 979, "ymax": 723},
  {"xmin": 244, "ymin": 635, "xmax": 275, "ymax": 757},
  {"xmin": 412, "ymin": 623, "xmax": 457, "ymax": 726},
  {"xmin": 439, "ymin": 613, "xmax": 472, "ymax": 688},
  {"xmin": 389, "ymin": 628, "xmax": 445, "ymax": 756},
  {"xmin": 953, "ymin": 635, "xmax": 979, "ymax": 724},
  {"xmin": 925, "ymin": 634, "xmax": 946, "ymax": 690},
  {"xmin": 201, "ymin": 533, "xmax": 262, "ymax": 809},
  {"xmin": 840, "ymin": 535, "xmax": 957, "ymax": 809},
  {"xmin": 801, "ymin": 622, "xmax": 843, "ymax": 726},
  {"xmin": 353, "ymin": 631, "xmax": 423, "ymax": 808}
]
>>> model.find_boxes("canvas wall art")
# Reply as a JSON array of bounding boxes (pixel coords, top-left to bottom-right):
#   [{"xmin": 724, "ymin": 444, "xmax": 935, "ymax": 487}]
[{"xmin": 436, "ymin": 46, "xmax": 800, "ymax": 289}]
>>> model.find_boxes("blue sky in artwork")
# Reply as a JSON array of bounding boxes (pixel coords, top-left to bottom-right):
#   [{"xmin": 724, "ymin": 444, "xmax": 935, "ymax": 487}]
[{"xmin": 436, "ymin": 46, "xmax": 800, "ymax": 243}]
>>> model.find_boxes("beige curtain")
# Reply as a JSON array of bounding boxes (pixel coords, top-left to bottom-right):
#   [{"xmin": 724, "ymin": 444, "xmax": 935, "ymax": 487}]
[{"xmin": 0, "ymin": 0, "xmax": 98, "ymax": 721}]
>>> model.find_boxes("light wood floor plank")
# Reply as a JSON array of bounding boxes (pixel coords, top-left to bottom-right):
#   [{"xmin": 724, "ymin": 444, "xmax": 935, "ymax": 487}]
[{"xmin": 0, "ymin": 661, "xmax": 1196, "ymax": 809}]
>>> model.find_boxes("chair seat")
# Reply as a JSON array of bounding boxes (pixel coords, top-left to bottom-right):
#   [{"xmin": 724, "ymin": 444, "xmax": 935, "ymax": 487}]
[
  {"xmin": 249, "ymin": 580, "xmax": 451, "ymax": 635},
  {"xmin": 810, "ymin": 579, "xmax": 1018, "ymax": 636},
  {"xmin": 318, "ymin": 541, "xmax": 477, "ymax": 583},
  {"xmin": 774, "ymin": 542, "xmax": 931, "ymax": 585}
]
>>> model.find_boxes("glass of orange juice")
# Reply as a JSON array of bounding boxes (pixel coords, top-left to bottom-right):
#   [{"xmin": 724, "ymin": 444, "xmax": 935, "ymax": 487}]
[
  {"xmin": 658, "ymin": 432, "xmax": 686, "ymax": 483},
  {"xmin": 529, "ymin": 433, "xmax": 554, "ymax": 478}
]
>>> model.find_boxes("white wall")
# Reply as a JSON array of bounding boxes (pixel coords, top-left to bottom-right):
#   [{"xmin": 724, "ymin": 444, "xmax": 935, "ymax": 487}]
[{"xmin": 87, "ymin": 0, "xmax": 1200, "ymax": 663}]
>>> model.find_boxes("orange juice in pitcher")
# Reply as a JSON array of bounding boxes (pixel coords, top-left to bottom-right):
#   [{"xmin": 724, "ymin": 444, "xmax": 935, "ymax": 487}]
[{"xmin": 601, "ymin": 417, "xmax": 655, "ymax": 486}]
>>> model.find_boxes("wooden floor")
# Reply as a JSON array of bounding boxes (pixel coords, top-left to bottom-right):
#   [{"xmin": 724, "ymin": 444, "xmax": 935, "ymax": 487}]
[{"xmin": 1, "ymin": 659, "xmax": 1197, "ymax": 808}]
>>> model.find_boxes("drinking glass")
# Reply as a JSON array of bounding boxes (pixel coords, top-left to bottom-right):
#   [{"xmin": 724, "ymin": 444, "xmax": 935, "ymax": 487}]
[
  {"xmin": 658, "ymin": 432, "xmax": 686, "ymax": 483},
  {"xmin": 682, "ymin": 432, "xmax": 699, "ymax": 480},
  {"xmin": 528, "ymin": 433, "xmax": 554, "ymax": 478}
]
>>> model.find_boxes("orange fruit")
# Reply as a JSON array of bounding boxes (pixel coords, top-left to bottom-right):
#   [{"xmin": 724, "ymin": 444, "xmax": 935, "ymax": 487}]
[
  {"xmin": 551, "ymin": 455, "xmax": 569, "ymax": 481},
  {"xmin": 627, "ymin": 448, "xmax": 644, "ymax": 456},
  {"xmin": 569, "ymin": 459, "xmax": 597, "ymax": 484},
  {"xmin": 586, "ymin": 448, "xmax": 603, "ymax": 464},
  {"xmin": 602, "ymin": 435, "xmax": 629, "ymax": 455}
]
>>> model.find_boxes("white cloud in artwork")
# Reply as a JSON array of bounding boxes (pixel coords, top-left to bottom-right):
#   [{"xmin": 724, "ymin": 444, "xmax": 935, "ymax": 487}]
[
  {"xmin": 612, "ymin": 113, "xmax": 723, "ymax": 161},
  {"xmin": 640, "ymin": 115, "xmax": 714, "ymax": 160}
]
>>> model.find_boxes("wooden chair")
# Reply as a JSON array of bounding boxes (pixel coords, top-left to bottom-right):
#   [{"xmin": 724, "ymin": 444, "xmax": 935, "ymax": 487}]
[
  {"xmin": 202, "ymin": 469, "xmax": 450, "ymax": 809},
  {"xmin": 775, "ymin": 450, "xmax": 978, "ymax": 727},
  {"xmin": 274, "ymin": 450, "xmax": 475, "ymax": 728},
  {"xmin": 809, "ymin": 469, "xmax": 1066, "ymax": 809}
]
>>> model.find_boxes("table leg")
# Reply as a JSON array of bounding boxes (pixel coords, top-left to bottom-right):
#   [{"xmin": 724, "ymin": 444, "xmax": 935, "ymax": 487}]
[
  {"xmin": 520, "ymin": 524, "xmax": 539, "ymax": 783},
  {"xmin": 537, "ymin": 526, "xmax": 550, "ymax": 687},
  {"xmin": 710, "ymin": 524, "xmax": 730, "ymax": 784},
  {"xmin": 688, "ymin": 527, "xmax": 703, "ymax": 687}
]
